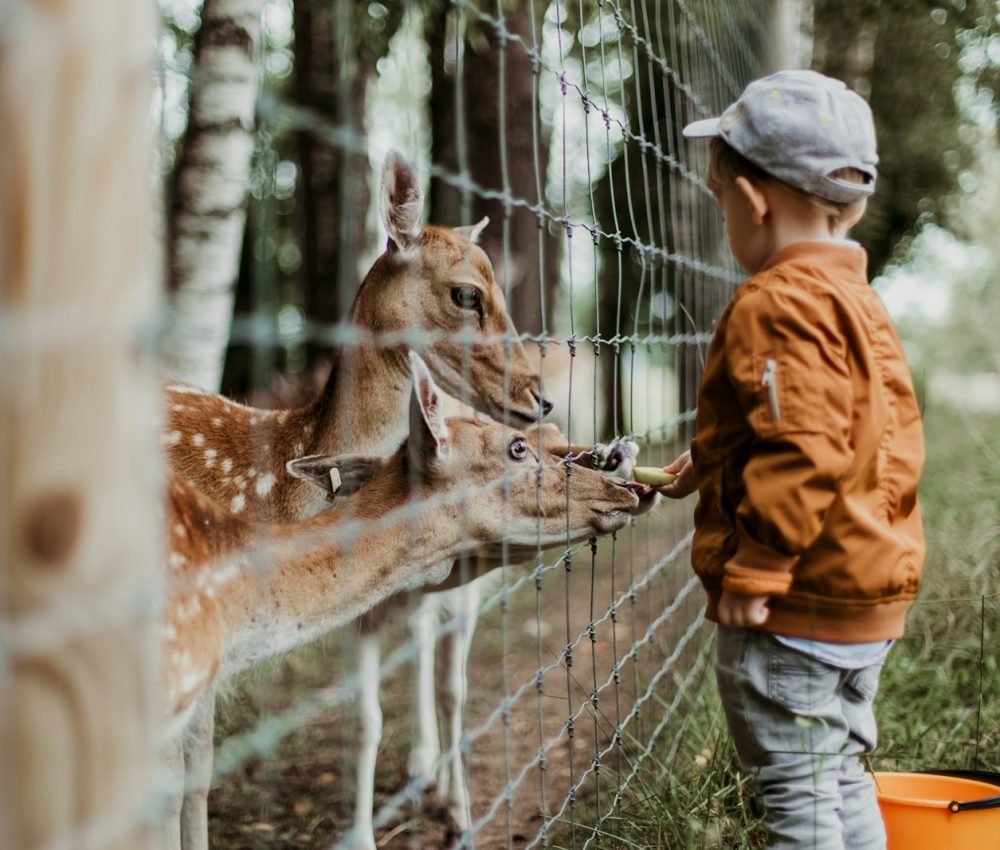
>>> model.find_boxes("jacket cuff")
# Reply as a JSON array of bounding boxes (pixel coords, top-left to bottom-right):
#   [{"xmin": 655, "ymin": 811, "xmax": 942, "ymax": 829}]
[{"xmin": 723, "ymin": 537, "xmax": 797, "ymax": 597}]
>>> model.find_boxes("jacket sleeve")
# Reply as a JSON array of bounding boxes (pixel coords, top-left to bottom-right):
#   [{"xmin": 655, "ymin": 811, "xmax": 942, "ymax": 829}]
[{"xmin": 721, "ymin": 281, "xmax": 854, "ymax": 598}]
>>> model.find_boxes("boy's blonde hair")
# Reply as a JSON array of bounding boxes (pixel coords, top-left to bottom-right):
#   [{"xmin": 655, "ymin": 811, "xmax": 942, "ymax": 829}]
[{"xmin": 707, "ymin": 137, "xmax": 868, "ymax": 224}]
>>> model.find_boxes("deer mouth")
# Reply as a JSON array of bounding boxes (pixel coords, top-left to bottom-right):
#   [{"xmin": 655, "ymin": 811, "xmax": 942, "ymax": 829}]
[
  {"xmin": 504, "ymin": 407, "xmax": 541, "ymax": 426},
  {"xmin": 592, "ymin": 508, "xmax": 630, "ymax": 534}
]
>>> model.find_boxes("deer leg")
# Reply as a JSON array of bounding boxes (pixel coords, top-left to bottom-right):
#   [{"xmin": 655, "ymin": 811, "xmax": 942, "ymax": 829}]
[
  {"xmin": 436, "ymin": 583, "xmax": 479, "ymax": 833},
  {"xmin": 159, "ymin": 736, "xmax": 185, "ymax": 850},
  {"xmin": 179, "ymin": 689, "xmax": 215, "ymax": 850},
  {"xmin": 352, "ymin": 634, "xmax": 381, "ymax": 850},
  {"xmin": 408, "ymin": 594, "xmax": 441, "ymax": 786}
]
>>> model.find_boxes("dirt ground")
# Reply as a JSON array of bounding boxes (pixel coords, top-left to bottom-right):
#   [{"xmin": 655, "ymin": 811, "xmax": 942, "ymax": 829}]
[{"xmin": 208, "ymin": 498, "xmax": 711, "ymax": 849}]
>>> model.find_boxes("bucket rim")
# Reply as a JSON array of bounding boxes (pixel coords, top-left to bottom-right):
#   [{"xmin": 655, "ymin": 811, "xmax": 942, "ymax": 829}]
[{"xmin": 873, "ymin": 771, "xmax": 1000, "ymax": 811}]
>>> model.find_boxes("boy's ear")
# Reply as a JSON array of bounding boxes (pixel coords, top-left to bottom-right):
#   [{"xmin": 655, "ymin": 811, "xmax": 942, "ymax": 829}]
[
  {"xmin": 842, "ymin": 198, "xmax": 867, "ymax": 231},
  {"xmin": 734, "ymin": 176, "xmax": 769, "ymax": 225}
]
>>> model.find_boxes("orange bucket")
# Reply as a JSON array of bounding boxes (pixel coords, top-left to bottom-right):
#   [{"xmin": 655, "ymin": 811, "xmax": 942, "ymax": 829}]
[{"xmin": 874, "ymin": 771, "xmax": 1000, "ymax": 850}]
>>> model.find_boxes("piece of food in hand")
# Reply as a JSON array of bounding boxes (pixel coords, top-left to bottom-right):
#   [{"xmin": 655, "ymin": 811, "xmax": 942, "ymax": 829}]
[{"xmin": 632, "ymin": 466, "xmax": 678, "ymax": 486}]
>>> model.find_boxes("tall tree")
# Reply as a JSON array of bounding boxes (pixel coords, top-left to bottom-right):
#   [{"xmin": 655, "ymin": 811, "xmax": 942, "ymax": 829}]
[
  {"xmin": 293, "ymin": 0, "xmax": 403, "ymax": 367},
  {"xmin": 812, "ymin": 0, "xmax": 1000, "ymax": 276},
  {"xmin": 163, "ymin": 0, "xmax": 265, "ymax": 391},
  {"xmin": 427, "ymin": 1, "xmax": 560, "ymax": 337},
  {"xmin": 0, "ymin": 0, "xmax": 160, "ymax": 846}
]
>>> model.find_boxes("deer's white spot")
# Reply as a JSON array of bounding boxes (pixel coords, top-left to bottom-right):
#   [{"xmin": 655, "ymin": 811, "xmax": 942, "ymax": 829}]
[
  {"xmin": 249, "ymin": 416, "xmax": 259, "ymax": 426},
  {"xmin": 174, "ymin": 524, "xmax": 187, "ymax": 538},
  {"xmin": 247, "ymin": 467, "xmax": 257, "ymax": 478},
  {"xmin": 293, "ymin": 442, "xmax": 304, "ymax": 456},
  {"xmin": 255, "ymin": 471, "xmax": 277, "ymax": 497},
  {"xmin": 222, "ymin": 458, "xmax": 234, "ymax": 473},
  {"xmin": 204, "ymin": 448, "xmax": 217, "ymax": 468},
  {"xmin": 231, "ymin": 494, "xmax": 246, "ymax": 513},
  {"xmin": 192, "ymin": 433, "xmax": 205, "ymax": 447},
  {"xmin": 234, "ymin": 475, "xmax": 247, "ymax": 492},
  {"xmin": 171, "ymin": 404, "xmax": 187, "ymax": 412},
  {"xmin": 212, "ymin": 417, "xmax": 223, "ymax": 427},
  {"xmin": 163, "ymin": 430, "xmax": 182, "ymax": 446},
  {"xmin": 276, "ymin": 411, "xmax": 289, "ymax": 424}
]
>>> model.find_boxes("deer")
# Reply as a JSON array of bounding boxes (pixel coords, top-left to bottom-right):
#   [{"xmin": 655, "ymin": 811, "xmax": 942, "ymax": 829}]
[
  {"xmin": 159, "ymin": 355, "xmax": 641, "ymax": 850},
  {"xmin": 161, "ymin": 149, "xmax": 643, "ymax": 850}
]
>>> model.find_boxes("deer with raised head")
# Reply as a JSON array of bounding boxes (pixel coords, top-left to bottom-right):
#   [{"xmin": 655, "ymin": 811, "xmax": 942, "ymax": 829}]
[{"xmin": 159, "ymin": 355, "xmax": 640, "ymax": 849}]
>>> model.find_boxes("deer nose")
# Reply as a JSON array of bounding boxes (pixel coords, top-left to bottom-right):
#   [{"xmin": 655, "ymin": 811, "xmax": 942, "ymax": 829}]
[{"xmin": 531, "ymin": 391, "xmax": 554, "ymax": 418}]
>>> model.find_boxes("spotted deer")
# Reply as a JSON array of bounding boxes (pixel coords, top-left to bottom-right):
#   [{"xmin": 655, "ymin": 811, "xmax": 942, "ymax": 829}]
[
  {"xmin": 161, "ymin": 150, "xmax": 548, "ymax": 849},
  {"xmin": 162, "ymin": 150, "xmax": 635, "ymax": 850},
  {"xmin": 159, "ymin": 355, "xmax": 640, "ymax": 850}
]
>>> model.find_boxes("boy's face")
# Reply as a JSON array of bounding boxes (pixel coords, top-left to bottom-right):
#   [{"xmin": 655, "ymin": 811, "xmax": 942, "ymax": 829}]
[{"xmin": 715, "ymin": 180, "xmax": 771, "ymax": 275}]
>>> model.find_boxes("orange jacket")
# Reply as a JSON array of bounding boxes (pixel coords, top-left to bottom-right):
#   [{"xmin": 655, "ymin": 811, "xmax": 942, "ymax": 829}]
[{"xmin": 691, "ymin": 241, "xmax": 925, "ymax": 642}]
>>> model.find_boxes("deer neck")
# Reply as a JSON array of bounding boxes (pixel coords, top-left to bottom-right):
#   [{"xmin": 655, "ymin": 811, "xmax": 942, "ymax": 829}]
[
  {"xmin": 215, "ymin": 466, "xmax": 464, "ymax": 675},
  {"xmin": 309, "ymin": 340, "xmax": 412, "ymax": 458}
]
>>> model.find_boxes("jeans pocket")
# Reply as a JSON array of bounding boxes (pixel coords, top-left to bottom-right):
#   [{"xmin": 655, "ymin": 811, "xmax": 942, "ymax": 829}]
[
  {"xmin": 845, "ymin": 664, "xmax": 882, "ymax": 703},
  {"xmin": 767, "ymin": 642, "xmax": 840, "ymax": 712}
]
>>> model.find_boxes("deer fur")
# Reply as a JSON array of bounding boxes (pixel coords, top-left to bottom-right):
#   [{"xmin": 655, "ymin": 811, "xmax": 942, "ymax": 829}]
[{"xmin": 158, "ymin": 356, "xmax": 639, "ymax": 849}]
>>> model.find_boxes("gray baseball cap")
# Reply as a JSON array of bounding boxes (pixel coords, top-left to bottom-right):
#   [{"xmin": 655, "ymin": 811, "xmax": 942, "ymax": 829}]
[{"xmin": 683, "ymin": 69, "xmax": 878, "ymax": 203}]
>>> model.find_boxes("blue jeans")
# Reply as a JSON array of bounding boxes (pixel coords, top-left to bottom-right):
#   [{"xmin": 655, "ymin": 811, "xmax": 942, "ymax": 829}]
[{"xmin": 715, "ymin": 625, "xmax": 887, "ymax": 850}]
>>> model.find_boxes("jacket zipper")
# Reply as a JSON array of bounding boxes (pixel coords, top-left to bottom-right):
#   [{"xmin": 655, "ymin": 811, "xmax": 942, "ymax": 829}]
[{"xmin": 762, "ymin": 358, "xmax": 781, "ymax": 420}]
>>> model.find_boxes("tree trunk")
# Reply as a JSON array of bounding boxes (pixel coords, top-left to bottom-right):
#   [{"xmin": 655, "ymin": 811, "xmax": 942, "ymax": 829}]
[
  {"xmin": 294, "ymin": 0, "xmax": 373, "ymax": 368},
  {"xmin": 163, "ymin": 0, "xmax": 264, "ymax": 391},
  {"xmin": 427, "ymin": 4, "xmax": 559, "ymax": 338},
  {"xmin": 0, "ymin": 2, "xmax": 160, "ymax": 848}
]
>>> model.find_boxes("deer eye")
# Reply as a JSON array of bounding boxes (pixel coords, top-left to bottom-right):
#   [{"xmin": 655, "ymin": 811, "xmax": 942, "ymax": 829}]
[
  {"xmin": 508, "ymin": 437, "xmax": 529, "ymax": 462},
  {"xmin": 450, "ymin": 286, "xmax": 482, "ymax": 311}
]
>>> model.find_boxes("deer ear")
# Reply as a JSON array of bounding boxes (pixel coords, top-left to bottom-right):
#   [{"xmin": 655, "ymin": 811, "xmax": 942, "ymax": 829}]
[
  {"xmin": 380, "ymin": 149, "xmax": 424, "ymax": 254},
  {"xmin": 286, "ymin": 454, "xmax": 386, "ymax": 500},
  {"xmin": 407, "ymin": 351, "xmax": 449, "ymax": 471},
  {"xmin": 454, "ymin": 216, "xmax": 489, "ymax": 244}
]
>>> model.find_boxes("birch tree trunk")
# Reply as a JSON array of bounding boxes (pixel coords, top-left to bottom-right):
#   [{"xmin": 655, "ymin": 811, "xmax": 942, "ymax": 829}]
[
  {"xmin": 163, "ymin": 0, "xmax": 264, "ymax": 391},
  {"xmin": 0, "ymin": 1, "xmax": 160, "ymax": 849}
]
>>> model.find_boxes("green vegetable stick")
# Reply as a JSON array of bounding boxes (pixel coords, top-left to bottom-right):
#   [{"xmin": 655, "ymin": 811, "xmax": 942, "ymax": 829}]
[{"xmin": 632, "ymin": 466, "xmax": 678, "ymax": 486}]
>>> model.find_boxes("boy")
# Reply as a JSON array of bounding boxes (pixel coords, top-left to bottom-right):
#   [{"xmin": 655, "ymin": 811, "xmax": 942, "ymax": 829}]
[{"xmin": 657, "ymin": 70, "xmax": 925, "ymax": 850}]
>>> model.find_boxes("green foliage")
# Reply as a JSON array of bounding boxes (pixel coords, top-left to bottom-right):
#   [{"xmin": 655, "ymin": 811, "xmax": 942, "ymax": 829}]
[{"xmin": 813, "ymin": 0, "xmax": 1000, "ymax": 276}]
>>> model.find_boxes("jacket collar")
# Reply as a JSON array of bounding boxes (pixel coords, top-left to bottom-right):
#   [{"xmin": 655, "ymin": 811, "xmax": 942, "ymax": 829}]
[{"xmin": 759, "ymin": 240, "xmax": 869, "ymax": 282}]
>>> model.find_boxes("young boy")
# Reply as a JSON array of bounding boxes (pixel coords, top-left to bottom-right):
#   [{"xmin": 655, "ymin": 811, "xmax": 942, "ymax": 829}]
[{"xmin": 657, "ymin": 70, "xmax": 925, "ymax": 850}]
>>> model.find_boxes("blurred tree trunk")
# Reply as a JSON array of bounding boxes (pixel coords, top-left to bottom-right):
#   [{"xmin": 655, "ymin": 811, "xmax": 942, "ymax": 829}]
[
  {"xmin": 0, "ymin": 1, "xmax": 160, "ymax": 847},
  {"xmin": 294, "ymin": 0, "xmax": 373, "ymax": 367},
  {"xmin": 427, "ymin": 4, "xmax": 559, "ymax": 338},
  {"xmin": 812, "ymin": 0, "xmax": 999, "ymax": 277},
  {"xmin": 163, "ymin": 0, "xmax": 264, "ymax": 391}
]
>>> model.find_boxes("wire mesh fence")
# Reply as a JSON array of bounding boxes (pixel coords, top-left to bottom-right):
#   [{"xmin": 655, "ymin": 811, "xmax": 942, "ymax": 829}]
[
  {"xmin": 167, "ymin": 2, "xmax": 771, "ymax": 848},
  {"xmin": 5, "ymin": 1, "xmax": 997, "ymax": 850}
]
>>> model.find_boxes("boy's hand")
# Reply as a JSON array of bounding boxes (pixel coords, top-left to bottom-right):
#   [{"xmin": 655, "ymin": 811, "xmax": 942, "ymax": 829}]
[
  {"xmin": 717, "ymin": 590, "xmax": 770, "ymax": 627},
  {"xmin": 655, "ymin": 450, "xmax": 696, "ymax": 499}
]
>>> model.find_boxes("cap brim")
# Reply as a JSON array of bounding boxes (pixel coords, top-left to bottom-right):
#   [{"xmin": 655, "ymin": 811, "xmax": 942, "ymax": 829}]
[{"xmin": 682, "ymin": 117, "xmax": 722, "ymax": 139}]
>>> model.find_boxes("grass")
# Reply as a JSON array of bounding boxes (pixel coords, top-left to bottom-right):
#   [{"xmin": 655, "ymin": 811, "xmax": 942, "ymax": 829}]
[{"xmin": 570, "ymin": 401, "xmax": 999, "ymax": 849}]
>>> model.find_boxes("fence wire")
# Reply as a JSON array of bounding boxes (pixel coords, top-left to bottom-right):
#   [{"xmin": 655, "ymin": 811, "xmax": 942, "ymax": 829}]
[
  {"xmin": 196, "ymin": 2, "xmax": 767, "ymax": 847},
  {"xmin": 9, "ymin": 3, "xmax": 994, "ymax": 850}
]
